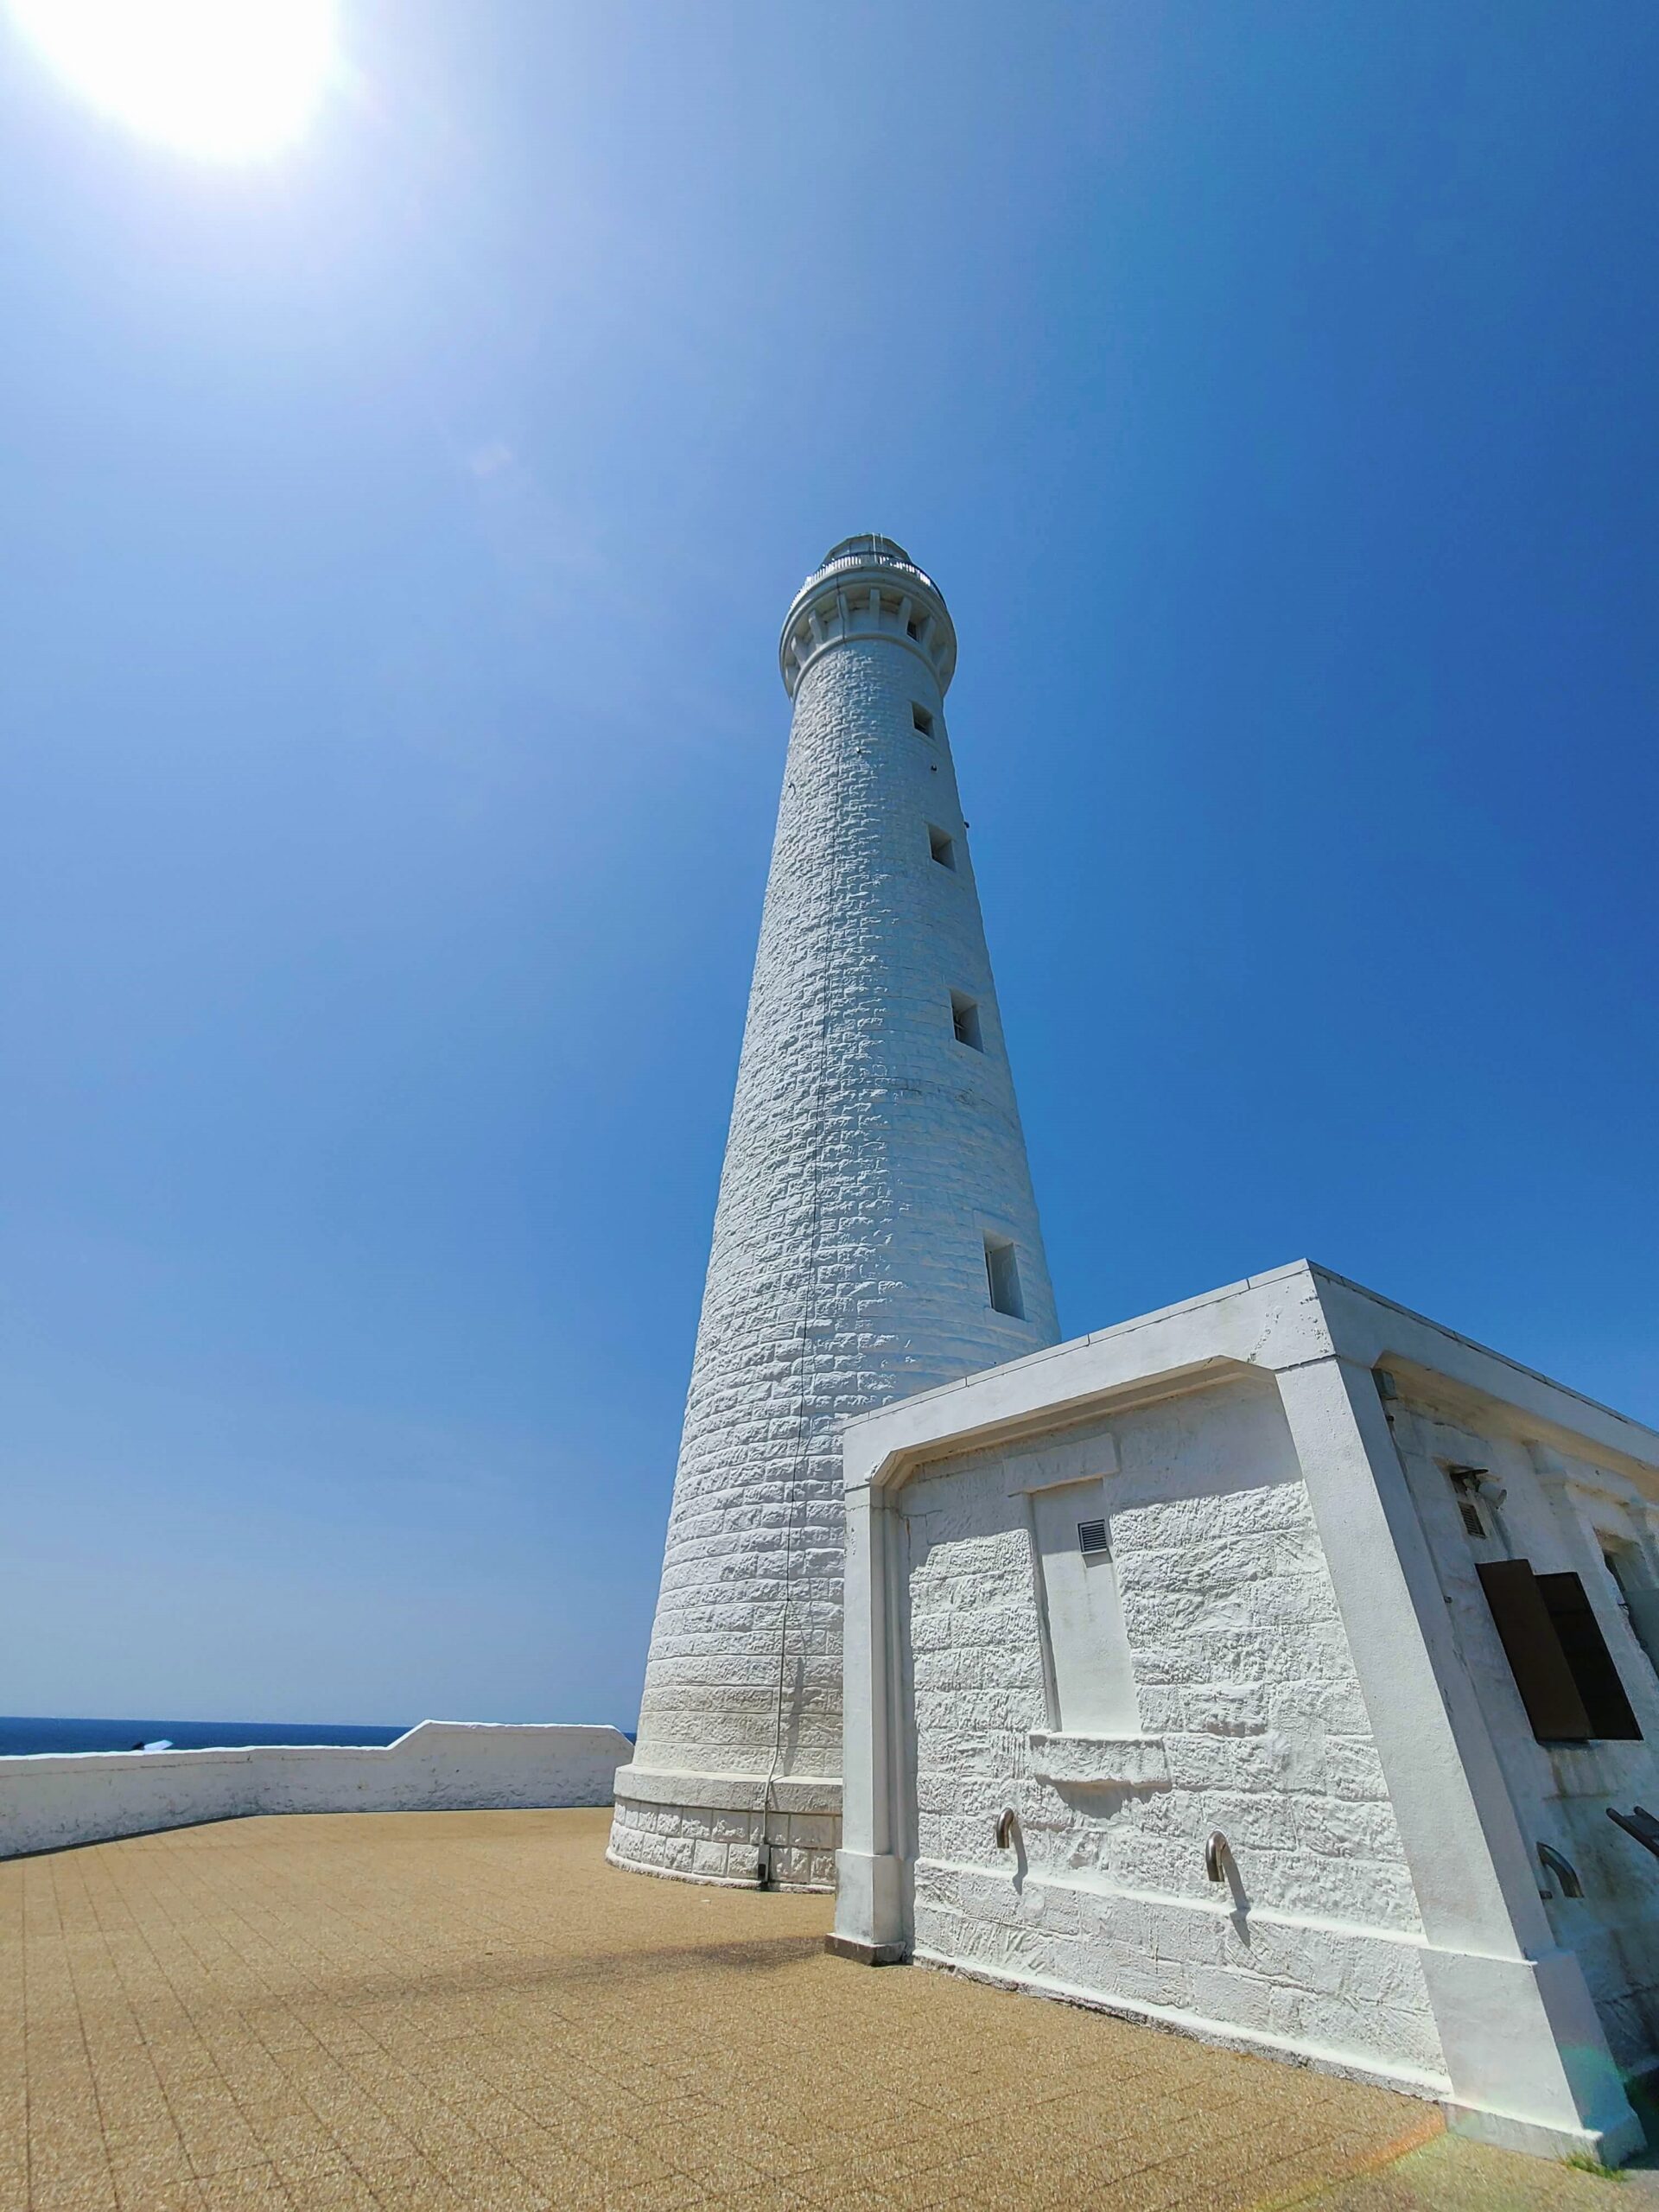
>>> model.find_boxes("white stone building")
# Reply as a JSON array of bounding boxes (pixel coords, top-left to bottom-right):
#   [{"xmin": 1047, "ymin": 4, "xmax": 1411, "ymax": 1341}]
[
  {"xmin": 609, "ymin": 536, "xmax": 1659, "ymax": 2164},
  {"xmin": 610, "ymin": 537, "xmax": 1058, "ymax": 1891},
  {"xmin": 831, "ymin": 1261, "xmax": 1659, "ymax": 2164}
]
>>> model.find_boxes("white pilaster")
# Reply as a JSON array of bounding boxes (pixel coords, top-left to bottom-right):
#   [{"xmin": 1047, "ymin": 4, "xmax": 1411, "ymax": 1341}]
[{"xmin": 1276, "ymin": 1352, "xmax": 1641, "ymax": 2163}]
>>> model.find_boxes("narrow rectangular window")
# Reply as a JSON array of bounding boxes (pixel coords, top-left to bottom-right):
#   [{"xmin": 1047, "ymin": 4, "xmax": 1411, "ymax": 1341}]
[
  {"xmin": 984, "ymin": 1234, "xmax": 1023, "ymax": 1319},
  {"xmin": 912, "ymin": 702, "xmax": 934, "ymax": 737},
  {"xmin": 1599, "ymin": 1544, "xmax": 1659, "ymax": 1674},
  {"xmin": 927, "ymin": 825, "xmax": 957, "ymax": 870},
  {"xmin": 1608, "ymin": 1550, "xmax": 1659, "ymax": 1679},
  {"xmin": 950, "ymin": 992, "xmax": 982, "ymax": 1050},
  {"xmin": 1447, "ymin": 1465, "xmax": 1486, "ymax": 1537}
]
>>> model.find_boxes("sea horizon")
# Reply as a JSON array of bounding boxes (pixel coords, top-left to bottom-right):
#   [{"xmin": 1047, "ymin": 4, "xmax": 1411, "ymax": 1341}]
[{"xmin": 0, "ymin": 1714, "xmax": 410, "ymax": 1758}]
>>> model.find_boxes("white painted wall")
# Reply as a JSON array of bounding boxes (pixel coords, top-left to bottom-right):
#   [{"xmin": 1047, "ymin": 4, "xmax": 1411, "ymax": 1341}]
[
  {"xmin": 899, "ymin": 1376, "xmax": 1444, "ymax": 2090},
  {"xmin": 1386, "ymin": 1394, "xmax": 1659, "ymax": 2073},
  {"xmin": 0, "ymin": 1721, "xmax": 632, "ymax": 1860},
  {"xmin": 614, "ymin": 536, "xmax": 1058, "ymax": 1891},
  {"xmin": 835, "ymin": 1262, "xmax": 1659, "ymax": 2165}
]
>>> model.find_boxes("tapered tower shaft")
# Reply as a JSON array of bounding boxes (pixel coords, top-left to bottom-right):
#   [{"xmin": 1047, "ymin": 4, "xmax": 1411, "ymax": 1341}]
[{"xmin": 610, "ymin": 537, "xmax": 1058, "ymax": 1890}]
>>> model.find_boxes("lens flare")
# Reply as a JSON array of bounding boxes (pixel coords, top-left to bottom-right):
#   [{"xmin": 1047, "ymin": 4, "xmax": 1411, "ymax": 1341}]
[{"xmin": 9, "ymin": 0, "xmax": 339, "ymax": 161}]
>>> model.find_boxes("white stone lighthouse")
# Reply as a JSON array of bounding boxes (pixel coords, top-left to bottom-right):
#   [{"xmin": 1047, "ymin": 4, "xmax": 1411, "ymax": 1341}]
[{"xmin": 609, "ymin": 536, "xmax": 1058, "ymax": 1889}]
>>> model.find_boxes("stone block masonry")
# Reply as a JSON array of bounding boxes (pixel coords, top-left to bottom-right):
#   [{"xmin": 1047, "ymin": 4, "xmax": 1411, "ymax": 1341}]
[
  {"xmin": 904, "ymin": 1421, "xmax": 1441, "ymax": 2083},
  {"xmin": 612, "ymin": 537, "xmax": 1058, "ymax": 1887},
  {"xmin": 835, "ymin": 1262, "xmax": 1659, "ymax": 2165}
]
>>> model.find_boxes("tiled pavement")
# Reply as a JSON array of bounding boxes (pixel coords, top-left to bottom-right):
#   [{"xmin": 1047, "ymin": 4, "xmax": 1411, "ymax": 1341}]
[{"xmin": 0, "ymin": 1808, "xmax": 1643, "ymax": 2210}]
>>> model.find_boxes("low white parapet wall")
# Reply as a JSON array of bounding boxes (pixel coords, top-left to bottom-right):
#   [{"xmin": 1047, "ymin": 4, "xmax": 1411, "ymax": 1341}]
[{"xmin": 0, "ymin": 1720, "xmax": 633, "ymax": 1860}]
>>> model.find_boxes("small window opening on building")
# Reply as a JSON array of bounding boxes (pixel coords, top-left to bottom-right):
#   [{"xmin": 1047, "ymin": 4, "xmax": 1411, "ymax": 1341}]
[
  {"xmin": 984, "ymin": 1234, "xmax": 1023, "ymax": 1319},
  {"xmin": 912, "ymin": 702, "xmax": 934, "ymax": 737},
  {"xmin": 928, "ymin": 825, "xmax": 957, "ymax": 870},
  {"xmin": 950, "ymin": 992, "xmax": 982, "ymax": 1050},
  {"xmin": 1448, "ymin": 1465, "xmax": 1487, "ymax": 1538},
  {"xmin": 906, "ymin": 616, "xmax": 922, "ymax": 639},
  {"xmin": 1077, "ymin": 1518, "xmax": 1109, "ymax": 1558},
  {"xmin": 1602, "ymin": 1544, "xmax": 1659, "ymax": 1679},
  {"xmin": 1478, "ymin": 1559, "xmax": 1642, "ymax": 1743}
]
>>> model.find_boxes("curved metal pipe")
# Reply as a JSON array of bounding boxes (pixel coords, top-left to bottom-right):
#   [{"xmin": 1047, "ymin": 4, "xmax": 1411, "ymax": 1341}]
[
  {"xmin": 1538, "ymin": 1841, "xmax": 1583, "ymax": 1898},
  {"xmin": 995, "ymin": 1808, "xmax": 1016, "ymax": 1851},
  {"xmin": 1205, "ymin": 1830, "xmax": 1230, "ymax": 1884}
]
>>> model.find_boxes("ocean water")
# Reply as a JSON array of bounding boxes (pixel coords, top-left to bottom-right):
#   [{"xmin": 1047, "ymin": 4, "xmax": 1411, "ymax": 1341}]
[{"xmin": 0, "ymin": 1716, "xmax": 409, "ymax": 1758}]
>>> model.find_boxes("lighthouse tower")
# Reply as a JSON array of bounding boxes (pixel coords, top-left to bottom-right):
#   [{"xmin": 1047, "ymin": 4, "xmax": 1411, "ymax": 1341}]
[{"xmin": 609, "ymin": 537, "xmax": 1058, "ymax": 1889}]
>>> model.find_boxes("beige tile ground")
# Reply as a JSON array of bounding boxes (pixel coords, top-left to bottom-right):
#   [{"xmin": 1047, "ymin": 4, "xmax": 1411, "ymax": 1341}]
[
  {"xmin": 1288, "ymin": 2129, "xmax": 1659, "ymax": 2210},
  {"xmin": 0, "ymin": 1808, "xmax": 1646, "ymax": 2210}
]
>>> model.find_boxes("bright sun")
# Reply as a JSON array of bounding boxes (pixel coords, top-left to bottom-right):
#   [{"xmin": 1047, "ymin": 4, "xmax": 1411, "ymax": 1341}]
[{"xmin": 9, "ymin": 0, "xmax": 339, "ymax": 162}]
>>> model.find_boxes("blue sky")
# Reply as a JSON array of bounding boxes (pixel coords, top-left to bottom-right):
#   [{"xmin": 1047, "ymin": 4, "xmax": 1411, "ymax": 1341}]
[{"xmin": 2, "ymin": 4, "xmax": 1655, "ymax": 1728}]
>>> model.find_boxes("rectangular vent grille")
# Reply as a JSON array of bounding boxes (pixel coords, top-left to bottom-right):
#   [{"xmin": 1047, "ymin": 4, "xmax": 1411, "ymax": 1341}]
[{"xmin": 1077, "ymin": 1519, "xmax": 1109, "ymax": 1557}]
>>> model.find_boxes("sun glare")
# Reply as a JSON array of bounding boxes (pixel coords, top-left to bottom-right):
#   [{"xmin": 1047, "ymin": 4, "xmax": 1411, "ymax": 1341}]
[{"xmin": 9, "ymin": 0, "xmax": 339, "ymax": 161}]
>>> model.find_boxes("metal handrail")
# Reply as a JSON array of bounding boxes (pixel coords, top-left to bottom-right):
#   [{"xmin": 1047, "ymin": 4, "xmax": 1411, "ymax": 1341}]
[{"xmin": 799, "ymin": 550, "xmax": 941, "ymax": 599}]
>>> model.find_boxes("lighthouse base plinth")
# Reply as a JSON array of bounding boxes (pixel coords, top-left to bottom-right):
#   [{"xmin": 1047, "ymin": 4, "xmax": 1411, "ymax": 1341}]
[{"xmin": 607, "ymin": 1768, "xmax": 841, "ymax": 1892}]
